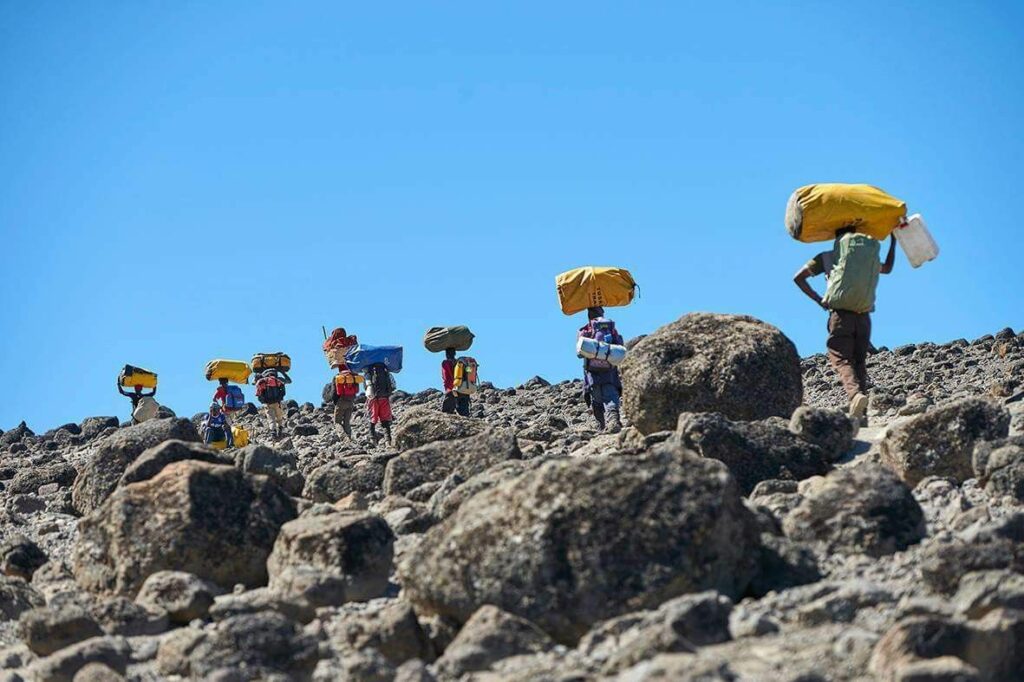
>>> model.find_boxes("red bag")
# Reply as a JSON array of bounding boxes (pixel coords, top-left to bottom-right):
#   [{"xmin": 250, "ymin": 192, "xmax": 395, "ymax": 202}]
[{"xmin": 323, "ymin": 328, "xmax": 358, "ymax": 352}]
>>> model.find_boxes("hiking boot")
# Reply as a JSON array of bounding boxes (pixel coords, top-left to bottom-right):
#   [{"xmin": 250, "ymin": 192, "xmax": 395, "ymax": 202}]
[
  {"xmin": 849, "ymin": 392, "xmax": 869, "ymax": 419},
  {"xmin": 383, "ymin": 422, "xmax": 393, "ymax": 447},
  {"xmin": 370, "ymin": 424, "xmax": 380, "ymax": 446},
  {"xmin": 605, "ymin": 409, "xmax": 623, "ymax": 434}
]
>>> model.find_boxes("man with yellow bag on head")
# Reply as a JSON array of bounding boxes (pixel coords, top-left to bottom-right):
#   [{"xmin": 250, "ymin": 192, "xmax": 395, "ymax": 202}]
[{"xmin": 794, "ymin": 227, "xmax": 897, "ymax": 420}]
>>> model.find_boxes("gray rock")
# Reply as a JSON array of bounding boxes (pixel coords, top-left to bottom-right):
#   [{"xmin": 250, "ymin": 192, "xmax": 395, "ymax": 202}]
[
  {"xmin": 392, "ymin": 408, "xmax": 488, "ymax": 450},
  {"xmin": 71, "ymin": 418, "xmax": 200, "ymax": 515},
  {"xmin": 0, "ymin": 576, "xmax": 44, "ymax": 620},
  {"xmin": 118, "ymin": 439, "xmax": 229, "ymax": 486},
  {"xmin": 953, "ymin": 570, "xmax": 1024, "ymax": 619},
  {"xmin": 675, "ymin": 412, "xmax": 831, "ymax": 495},
  {"xmin": 24, "ymin": 636, "xmax": 129, "ymax": 682},
  {"xmin": 401, "ymin": 444, "xmax": 760, "ymax": 644},
  {"xmin": 303, "ymin": 460, "xmax": 387, "ymax": 503},
  {"xmin": 135, "ymin": 571, "xmax": 221, "ymax": 624},
  {"xmin": 783, "ymin": 464, "xmax": 925, "ymax": 557},
  {"xmin": 427, "ymin": 460, "xmax": 542, "ymax": 521},
  {"xmin": 434, "ymin": 605, "xmax": 555, "ymax": 678},
  {"xmin": 72, "ymin": 662, "xmax": 125, "ymax": 682},
  {"xmin": 86, "ymin": 596, "xmax": 167, "ymax": 637},
  {"xmin": 620, "ymin": 313, "xmax": 803, "ymax": 434},
  {"xmin": 72, "ymin": 461, "xmax": 296, "ymax": 597},
  {"xmin": 8, "ymin": 462, "xmax": 77, "ymax": 496},
  {"xmin": 325, "ymin": 600, "xmax": 433, "ymax": 666},
  {"xmin": 78, "ymin": 417, "xmax": 119, "ymax": 440},
  {"xmin": 880, "ymin": 398, "xmax": 1010, "ymax": 486},
  {"xmin": 383, "ymin": 428, "xmax": 521, "ymax": 496},
  {"xmin": 972, "ymin": 436, "xmax": 1024, "ymax": 501},
  {"xmin": 234, "ymin": 445, "xmax": 305, "ymax": 496},
  {"xmin": 18, "ymin": 606, "xmax": 104, "ymax": 656},
  {"xmin": 267, "ymin": 511, "xmax": 394, "ymax": 607},
  {"xmin": 0, "ymin": 534, "xmax": 47, "ymax": 581},
  {"xmin": 788, "ymin": 406, "xmax": 857, "ymax": 461}
]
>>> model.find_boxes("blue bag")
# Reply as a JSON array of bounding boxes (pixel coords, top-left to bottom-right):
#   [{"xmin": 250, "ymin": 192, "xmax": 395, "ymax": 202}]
[
  {"xmin": 225, "ymin": 385, "xmax": 246, "ymax": 409},
  {"xmin": 344, "ymin": 345, "xmax": 403, "ymax": 373}
]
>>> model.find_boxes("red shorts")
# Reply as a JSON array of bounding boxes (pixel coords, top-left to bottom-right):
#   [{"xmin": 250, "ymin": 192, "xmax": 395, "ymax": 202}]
[{"xmin": 368, "ymin": 397, "xmax": 393, "ymax": 424}]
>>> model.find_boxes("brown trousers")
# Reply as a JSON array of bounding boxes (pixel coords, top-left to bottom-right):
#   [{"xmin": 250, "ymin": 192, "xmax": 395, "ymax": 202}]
[{"xmin": 827, "ymin": 310, "xmax": 871, "ymax": 399}]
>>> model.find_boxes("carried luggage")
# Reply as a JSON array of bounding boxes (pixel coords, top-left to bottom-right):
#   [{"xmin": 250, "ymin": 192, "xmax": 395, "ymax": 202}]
[
  {"xmin": 208, "ymin": 438, "xmax": 228, "ymax": 451},
  {"xmin": 251, "ymin": 352, "xmax": 291, "ymax": 374},
  {"xmin": 231, "ymin": 425, "xmax": 249, "ymax": 448},
  {"xmin": 894, "ymin": 214, "xmax": 939, "ymax": 268},
  {"xmin": 256, "ymin": 376, "xmax": 286, "ymax": 404},
  {"xmin": 323, "ymin": 328, "xmax": 358, "ymax": 368},
  {"xmin": 785, "ymin": 184, "xmax": 907, "ymax": 243},
  {"xmin": 424, "ymin": 326, "xmax": 475, "ymax": 353},
  {"xmin": 120, "ymin": 365, "xmax": 157, "ymax": 389},
  {"xmin": 822, "ymin": 233, "xmax": 881, "ymax": 314},
  {"xmin": 224, "ymin": 385, "xmax": 246, "ymax": 410},
  {"xmin": 205, "ymin": 359, "xmax": 251, "ymax": 384},
  {"xmin": 367, "ymin": 363, "xmax": 394, "ymax": 398},
  {"xmin": 556, "ymin": 267, "xmax": 637, "ymax": 316},
  {"xmin": 344, "ymin": 345, "xmax": 403, "ymax": 373},
  {"xmin": 576, "ymin": 337, "xmax": 627, "ymax": 367},
  {"xmin": 453, "ymin": 357, "xmax": 480, "ymax": 395},
  {"xmin": 335, "ymin": 371, "xmax": 363, "ymax": 399},
  {"xmin": 132, "ymin": 396, "xmax": 160, "ymax": 423}
]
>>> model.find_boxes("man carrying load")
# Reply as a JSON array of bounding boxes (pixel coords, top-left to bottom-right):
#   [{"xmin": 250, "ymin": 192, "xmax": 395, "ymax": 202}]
[
  {"xmin": 794, "ymin": 227, "xmax": 896, "ymax": 419},
  {"xmin": 118, "ymin": 382, "xmax": 157, "ymax": 424},
  {"xmin": 579, "ymin": 306, "xmax": 624, "ymax": 433}
]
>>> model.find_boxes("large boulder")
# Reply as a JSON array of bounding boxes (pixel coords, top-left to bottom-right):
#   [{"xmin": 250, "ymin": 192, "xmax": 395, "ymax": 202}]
[
  {"xmin": 72, "ymin": 461, "xmax": 296, "ymax": 597},
  {"xmin": 118, "ymin": 440, "xmax": 228, "ymax": 486},
  {"xmin": 71, "ymin": 418, "xmax": 200, "ymax": 515},
  {"xmin": 303, "ymin": 460, "xmax": 387, "ymax": 503},
  {"xmin": 674, "ymin": 412, "xmax": 831, "ymax": 495},
  {"xmin": 392, "ymin": 408, "xmax": 487, "ymax": 450},
  {"xmin": 382, "ymin": 429, "xmax": 521, "ymax": 496},
  {"xmin": 400, "ymin": 444, "xmax": 761, "ymax": 644},
  {"xmin": 267, "ymin": 511, "xmax": 394, "ymax": 608},
  {"xmin": 620, "ymin": 313, "xmax": 803, "ymax": 434},
  {"xmin": 233, "ymin": 444, "xmax": 305, "ymax": 497},
  {"xmin": 880, "ymin": 398, "xmax": 1010, "ymax": 486},
  {"xmin": 788, "ymin": 406, "xmax": 857, "ymax": 462},
  {"xmin": 18, "ymin": 606, "xmax": 104, "ymax": 656},
  {"xmin": 434, "ymin": 605, "xmax": 556, "ymax": 679},
  {"xmin": 973, "ymin": 436, "xmax": 1024, "ymax": 502},
  {"xmin": 783, "ymin": 465, "xmax": 925, "ymax": 557}
]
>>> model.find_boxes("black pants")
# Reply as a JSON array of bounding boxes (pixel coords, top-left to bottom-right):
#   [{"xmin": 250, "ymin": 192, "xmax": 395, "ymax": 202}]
[{"xmin": 442, "ymin": 392, "xmax": 471, "ymax": 417}]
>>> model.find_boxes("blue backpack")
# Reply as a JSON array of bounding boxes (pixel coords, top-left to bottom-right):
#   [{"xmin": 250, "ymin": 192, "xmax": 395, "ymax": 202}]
[{"xmin": 225, "ymin": 385, "xmax": 246, "ymax": 410}]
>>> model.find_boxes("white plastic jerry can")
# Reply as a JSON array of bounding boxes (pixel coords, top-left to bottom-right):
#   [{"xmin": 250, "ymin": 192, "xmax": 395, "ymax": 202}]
[{"xmin": 894, "ymin": 213, "xmax": 939, "ymax": 268}]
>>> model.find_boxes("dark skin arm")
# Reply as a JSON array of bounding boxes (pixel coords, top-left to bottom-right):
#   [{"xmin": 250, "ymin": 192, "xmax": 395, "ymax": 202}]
[
  {"xmin": 793, "ymin": 266, "xmax": 829, "ymax": 310},
  {"xmin": 117, "ymin": 382, "xmax": 129, "ymax": 397},
  {"xmin": 880, "ymin": 234, "xmax": 896, "ymax": 274}
]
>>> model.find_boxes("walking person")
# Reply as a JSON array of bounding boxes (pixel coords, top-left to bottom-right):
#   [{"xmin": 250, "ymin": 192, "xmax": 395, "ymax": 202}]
[
  {"xmin": 254, "ymin": 369, "xmax": 291, "ymax": 437},
  {"xmin": 578, "ymin": 306, "xmax": 624, "ymax": 433},
  {"xmin": 794, "ymin": 227, "xmax": 896, "ymax": 418},
  {"xmin": 331, "ymin": 365, "xmax": 363, "ymax": 440},
  {"xmin": 441, "ymin": 348, "xmax": 477, "ymax": 417},
  {"xmin": 364, "ymin": 362, "xmax": 396, "ymax": 446}
]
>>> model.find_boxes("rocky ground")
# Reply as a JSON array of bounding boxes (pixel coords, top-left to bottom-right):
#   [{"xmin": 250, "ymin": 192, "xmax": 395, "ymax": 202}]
[{"xmin": 0, "ymin": 313, "xmax": 1022, "ymax": 681}]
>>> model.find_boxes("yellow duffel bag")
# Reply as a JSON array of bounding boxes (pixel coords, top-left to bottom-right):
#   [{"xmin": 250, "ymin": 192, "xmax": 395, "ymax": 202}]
[
  {"xmin": 785, "ymin": 183, "xmax": 907, "ymax": 243},
  {"xmin": 120, "ymin": 364, "xmax": 157, "ymax": 389},
  {"xmin": 205, "ymin": 359, "xmax": 251, "ymax": 384},
  {"xmin": 556, "ymin": 266, "xmax": 637, "ymax": 316},
  {"xmin": 252, "ymin": 352, "xmax": 291, "ymax": 373},
  {"xmin": 231, "ymin": 425, "xmax": 249, "ymax": 448}
]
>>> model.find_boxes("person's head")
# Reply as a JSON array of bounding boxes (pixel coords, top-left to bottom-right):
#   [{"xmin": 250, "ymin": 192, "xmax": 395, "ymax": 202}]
[
  {"xmin": 133, "ymin": 385, "xmax": 143, "ymax": 395},
  {"xmin": 445, "ymin": 348, "xmax": 456, "ymax": 361},
  {"xmin": 209, "ymin": 403, "xmax": 221, "ymax": 415},
  {"xmin": 219, "ymin": 378, "xmax": 229, "ymax": 387},
  {"xmin": 587, "ymin": 306, "xmax": 605, "ymax": 320},
  {"xmin": 834, "ymin": 226, "xmax": 856, "ymax": 240}
]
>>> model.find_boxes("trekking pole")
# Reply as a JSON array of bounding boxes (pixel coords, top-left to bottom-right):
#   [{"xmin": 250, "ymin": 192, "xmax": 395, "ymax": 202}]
[{"xmin": 322, "ymin": 326, "xmax": 328, "ymax": 341}]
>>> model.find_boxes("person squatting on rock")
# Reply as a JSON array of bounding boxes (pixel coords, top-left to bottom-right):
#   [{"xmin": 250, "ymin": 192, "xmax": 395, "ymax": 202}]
[
  {"xmin": 364, "ymin": 362, "xmax": 396, "ymax": 446},
  {"xmin": 201, "ymin": 402, "xmax": 234, "ymax": 448},
  {"xmin": 213, "ymin": 377, "xmax": 246, "ymax": 425},
  {"xmin": 441, "ymin": 348, "xmax": 472, "ymax": 417},
  {"xmin": 794, "ymin": 226, "xmax": 896, "ymax": 419},
  {"xmin": 254, "ymin": 368, "xmax": 291, "ymax": 437},
  {"xmin": 331, "ymin": 365, "xmax": 363, "ymax": 440},
  {"xmin": 579, "ymin": 306, "xmax": 624, "ymax": 433},
  {"xmin": 117, "ymin": 381, "xmax": 156, "ymax": 424}
]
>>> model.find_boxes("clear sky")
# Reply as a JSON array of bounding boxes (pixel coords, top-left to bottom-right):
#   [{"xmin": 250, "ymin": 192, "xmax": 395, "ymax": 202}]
[{"xmin": 2, "ymin": 2, "xmax": 1022, "ymax": 432}]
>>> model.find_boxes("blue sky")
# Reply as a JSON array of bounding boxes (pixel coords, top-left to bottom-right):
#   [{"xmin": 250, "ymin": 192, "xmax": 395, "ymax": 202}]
[{"xmin": 1, "ymin": 2, "xmax": 1022, "ymax": 432}]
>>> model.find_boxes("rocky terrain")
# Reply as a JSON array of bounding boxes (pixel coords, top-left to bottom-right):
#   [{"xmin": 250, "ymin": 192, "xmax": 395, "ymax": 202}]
[{"xmin": 0, "ymin": 312, "xmax": 1022, "ymax": 681}]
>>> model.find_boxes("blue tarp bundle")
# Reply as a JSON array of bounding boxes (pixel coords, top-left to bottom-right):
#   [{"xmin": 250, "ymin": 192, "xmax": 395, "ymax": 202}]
[{"xmin": 344, "ymin": 345, "xmax": 404, "ymax": 373}]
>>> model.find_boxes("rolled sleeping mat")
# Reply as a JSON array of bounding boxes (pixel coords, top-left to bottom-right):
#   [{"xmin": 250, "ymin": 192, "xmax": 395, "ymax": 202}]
[{"xmin": 576, "ymin": 336, "xmax": 628, "ymax": 367}]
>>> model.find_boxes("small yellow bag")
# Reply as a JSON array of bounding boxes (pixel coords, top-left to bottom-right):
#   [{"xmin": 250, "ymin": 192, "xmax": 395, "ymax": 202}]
[
  {"xmin": 209, "ymin": 440, "xmax": 228, "ymax": 451},
  {"xmin": 555, "ymin": 267, "xmax": 637, "ymax": 316},
  {"xmin": 231, "ymin": 425, "xmax": 249, "ymax": 448},
  {"xmin": 785, "ymin": 184, "xmax": 907, "ymax": 243},
  {"xmin": 205, "ymin": 359, "xmax": 251, "ymax": 384}
]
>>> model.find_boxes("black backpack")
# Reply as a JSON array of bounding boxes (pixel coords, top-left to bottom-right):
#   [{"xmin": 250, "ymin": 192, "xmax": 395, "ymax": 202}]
[
  {"xmin": 368, "ymin": 363, "xmax": 392, "ymax": 398},
  {"xmin": 322, "ymin": 381, "xmax": 336, "ymax": 404}
]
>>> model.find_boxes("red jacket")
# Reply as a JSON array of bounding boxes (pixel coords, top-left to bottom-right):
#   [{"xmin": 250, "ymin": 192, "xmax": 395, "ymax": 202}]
[{"xmin": 441, "ymin": 359, "xmax": 456, "ymax": 392}]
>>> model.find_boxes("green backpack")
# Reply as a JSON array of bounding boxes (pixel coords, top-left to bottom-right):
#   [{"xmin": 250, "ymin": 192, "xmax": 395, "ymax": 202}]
[{"xmin": 822, "ymin": 233, "xmax": 881, "ymax": 314}]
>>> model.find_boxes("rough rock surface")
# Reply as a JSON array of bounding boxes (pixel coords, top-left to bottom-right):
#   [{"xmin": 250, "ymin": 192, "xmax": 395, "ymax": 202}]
[
  {"xmin": 621, "ymin": 313, "xmax": 803, "ymax": 433},
  {"xmin": 400, "ymin": 445, "xmax": 760, "ymax": 644}
]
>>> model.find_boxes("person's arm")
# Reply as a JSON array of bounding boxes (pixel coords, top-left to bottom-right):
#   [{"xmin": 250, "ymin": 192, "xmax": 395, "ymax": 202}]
[
  {"xmin": 143, "ymin": 387, "xmax": 156, "ymax": 397},
  {"xmin": 880, "ymin": 234, "xmax": 896, "ymax": 274},
  {"xmin": 279, "ymin": 371, "xmax": 292, "ymax": 384},
  {"xmin": 117, "ymin": 382, "xmax": 128, "ymax": 397},
  {"xmin": 793, "ymin": 256, "xmax": 829, "ymax": 310}
]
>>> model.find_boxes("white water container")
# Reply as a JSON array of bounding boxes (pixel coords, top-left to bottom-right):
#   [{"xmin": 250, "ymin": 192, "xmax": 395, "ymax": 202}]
[
  {"xmin": 576, "ymin": 337, "xmax": 628, "ymax": 366},
  {"xmin": 894, "ymin": 213, "xmax": 939, "ymax": 268}
]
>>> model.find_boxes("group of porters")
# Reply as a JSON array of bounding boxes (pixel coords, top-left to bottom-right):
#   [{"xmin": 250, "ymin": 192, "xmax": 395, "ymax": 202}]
[{"xmin": 116, "ymin": 183, "xmax": 939, "ymax": 447}]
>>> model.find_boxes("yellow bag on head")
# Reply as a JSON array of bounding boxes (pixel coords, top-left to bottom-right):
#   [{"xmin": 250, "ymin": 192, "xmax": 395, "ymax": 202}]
[
  {"xmin": 205, "ymin": 360, "xmax": 251, "ymax": 384},
  {"xmin": 555, "ymin": 267, "xmax": 637, "ymax": 316},
  {"xmin": 785, "ymin": 184, "xmax": 907, "ymax": 243},
  {"xmin": 251, "ymin": 353, "xmax": 291, "ymax": 374},
  {"xmin": 120, "ymin": 365, "xmax": 157, "ymax": 389}
]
